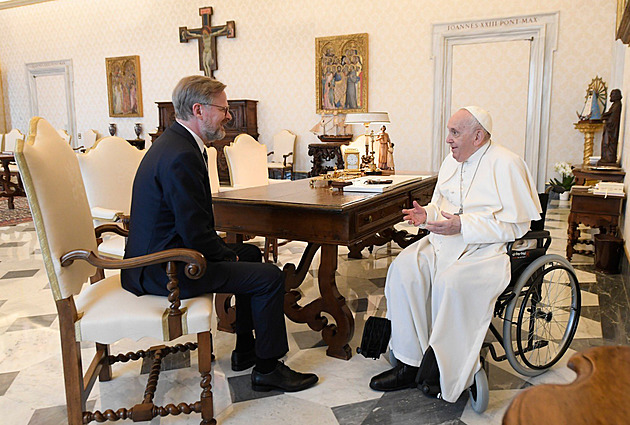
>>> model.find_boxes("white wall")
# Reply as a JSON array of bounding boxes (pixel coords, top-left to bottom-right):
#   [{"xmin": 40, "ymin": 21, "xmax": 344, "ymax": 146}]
[{"xmin": 0, "ymin": 0, "xmax": 618, "ymax": 177}]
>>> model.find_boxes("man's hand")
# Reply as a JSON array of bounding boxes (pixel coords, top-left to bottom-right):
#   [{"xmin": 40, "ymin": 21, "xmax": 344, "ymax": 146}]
[
  {"xmin": 402, "ymin": 200, "xmax": 427, "ymax": 226},
  {"xmin": 426, "ymin": 211, "xmax": 461, "ymax": 235}
]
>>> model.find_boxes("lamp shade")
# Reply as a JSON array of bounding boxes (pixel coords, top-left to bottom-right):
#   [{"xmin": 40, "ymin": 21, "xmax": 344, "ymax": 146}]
[{"xmin": 345, "ymin": 112, "xmax": 390, "ymax": 125}]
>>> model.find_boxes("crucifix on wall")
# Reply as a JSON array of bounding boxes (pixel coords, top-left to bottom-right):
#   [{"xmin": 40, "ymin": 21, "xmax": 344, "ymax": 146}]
[{"xmin": 179, "ymin": 6, "xmax": 236, "ymax": 77}]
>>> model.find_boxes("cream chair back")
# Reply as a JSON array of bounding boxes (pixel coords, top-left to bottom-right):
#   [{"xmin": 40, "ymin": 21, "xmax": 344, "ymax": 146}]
[
  {"xmin": 3, "ymin": 128, "xmax": 24, "ymax": 152},
  {"xmin": 76, "ymin": 136, "xmax": 146, "ymax": 215},
  {"xmin": 206, "ymin": 146, "xmax": 220, "ymax": 194},
  {"xmin": 224, "ymin": 133, "xmax": 269, "ymax": 188},
  {"xmin": 15, "ymin": 117, "xmax": 96, "ymax": 300},
  {"xmin": 270, "ymin": 129, "xmax": 296, "ymax": 164},
  {"xmin": 57, "ymin": 128, "xmax": 72, "ymax": 144},
  {"xmin": 82, "ymin": 129, "xmax": 99, "ymax": 151}
]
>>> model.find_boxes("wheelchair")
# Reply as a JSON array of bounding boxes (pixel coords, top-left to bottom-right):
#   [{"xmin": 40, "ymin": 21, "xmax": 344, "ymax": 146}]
[
  {"xmin": 359, "ymin": 194, "xmax": 581, "ymax": 413},
  {"xmin": 468, "ymin": 195, "xmax": 581, "ymax": 413}
]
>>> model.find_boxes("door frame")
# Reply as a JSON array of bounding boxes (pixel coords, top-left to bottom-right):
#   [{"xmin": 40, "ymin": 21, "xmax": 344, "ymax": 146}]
[
  {"xmin": 26, "ymin": 59, "xmax": 77, "ymax": 146},
  {"xmin": 431, "ymin": 12, "xmax": 559, "ymax": 191}
]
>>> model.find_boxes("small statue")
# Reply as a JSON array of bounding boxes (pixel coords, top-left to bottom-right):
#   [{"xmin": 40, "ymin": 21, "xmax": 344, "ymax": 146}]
[
  {"xmin": 377, "ymin": 125, "xmax": 391, "ymax": 170},
  {"xmin": 598, "ymin": 89, "xmax": 622, "ymax": 166}
]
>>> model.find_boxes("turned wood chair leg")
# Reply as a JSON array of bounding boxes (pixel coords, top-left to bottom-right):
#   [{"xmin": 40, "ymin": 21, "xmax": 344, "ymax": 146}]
[{"xmin": 198, "ymin": 331, "xmax": 215, "ymax": 425}]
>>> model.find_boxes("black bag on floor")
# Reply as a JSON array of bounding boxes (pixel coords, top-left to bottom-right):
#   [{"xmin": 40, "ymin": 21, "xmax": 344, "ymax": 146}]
[{"xmin": 357, "ymin": 316, "xmax": 391, "ymax": 360}]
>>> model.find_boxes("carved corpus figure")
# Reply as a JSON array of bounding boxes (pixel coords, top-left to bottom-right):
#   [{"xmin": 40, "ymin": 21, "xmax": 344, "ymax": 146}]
[{"xmin": 598, "ymin": 89, "xmax": 622, "ymax": 166}]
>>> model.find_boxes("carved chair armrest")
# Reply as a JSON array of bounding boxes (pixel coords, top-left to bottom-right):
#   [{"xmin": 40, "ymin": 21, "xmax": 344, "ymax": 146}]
[
  {"xmin": 60, "ymin": 248, "xmax": 206, "ymax": 278},
  {"xmin": 95, "ymin": 223, "xmax": 129, "ymax": 239},
  {"xmin": 282, "ymin": 152, "xmax": 293, "ymax": 167},
  {"xmin": 60, "ymin": 248, "xmax": 206, "ymax": 340}
]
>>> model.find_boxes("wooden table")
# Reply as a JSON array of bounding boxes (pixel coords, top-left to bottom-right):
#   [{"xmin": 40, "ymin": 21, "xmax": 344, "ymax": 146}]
[
  {"xmin": 566, "ymin": 187, "xmax": 625, "ymax": 260},
  {"xmin": 307, "ymin": 142, "xmax": 347, "ymax": 177},
  {"xmin": 212, "ymin": 176, "xmax": 437, "ymax": 359},
  {"xmin": 0, "ymin": 153, "xmax": 25, "ymax": 209},
  {"xmin": 571, "ymin": 165, "xmax": 625, "ymax": 186}
]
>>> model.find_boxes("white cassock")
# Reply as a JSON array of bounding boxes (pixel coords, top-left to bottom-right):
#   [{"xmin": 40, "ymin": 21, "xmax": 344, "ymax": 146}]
[{"xmin": 386, "ymin": 141, "xmax": 541, "ymax": 402}]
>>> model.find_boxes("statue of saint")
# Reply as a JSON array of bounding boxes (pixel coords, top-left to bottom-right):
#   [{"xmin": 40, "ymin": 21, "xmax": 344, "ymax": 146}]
[
  {"xmin": 377, "ymin": 126, "xmax": 391, "ymax": 169},
  {"xmin": 598, "ymin": 89, "xmax": 622, "ymax": 166}
]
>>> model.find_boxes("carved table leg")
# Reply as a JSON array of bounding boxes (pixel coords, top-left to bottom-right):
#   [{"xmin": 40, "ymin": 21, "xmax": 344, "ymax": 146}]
[
  {"xmin": 215, "ymin": 294, "xmax": 236, "ymax": 333},
  {"xmin": 318, "ymin": 244, "xmax": 354, "ymax": 359}
]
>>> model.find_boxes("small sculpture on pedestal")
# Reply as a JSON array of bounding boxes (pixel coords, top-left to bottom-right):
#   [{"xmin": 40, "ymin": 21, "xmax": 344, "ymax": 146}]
[
  {"xmin": 108, "ymin": 123, "xmax": 117, "ymax": 136},
  {"xmin": 598, "ymin": 89, "xmax": 622, "ymax": 166}
]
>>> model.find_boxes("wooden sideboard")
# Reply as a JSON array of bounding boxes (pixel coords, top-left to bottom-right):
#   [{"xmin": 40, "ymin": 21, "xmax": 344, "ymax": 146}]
[
  {"xmin": 566, "ymin": 187, "xmax": 625, "ymax": 260},
  {"xmin": 149, "ymin": 99, "xmax": 258, "ymax": 184}
]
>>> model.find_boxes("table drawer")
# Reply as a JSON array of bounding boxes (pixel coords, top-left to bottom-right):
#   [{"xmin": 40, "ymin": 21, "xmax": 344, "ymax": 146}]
[{"xmin": 354, "ymin": 194, "xmax": 408, "ymax": 234}]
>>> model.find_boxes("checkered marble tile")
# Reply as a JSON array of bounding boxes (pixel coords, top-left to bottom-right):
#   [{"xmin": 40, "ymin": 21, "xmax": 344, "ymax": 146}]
[{"xmin": 0, "ymin": 201, "xmax": 628, "ymax": 424}]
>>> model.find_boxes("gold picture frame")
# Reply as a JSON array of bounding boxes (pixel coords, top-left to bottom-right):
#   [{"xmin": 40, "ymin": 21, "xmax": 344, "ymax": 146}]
[
  {"xmin": 105, "ymin": 55, "xmax": 143, "ymax": 117},
  {"xmin": 316, "ymin": 33, "xmax": 368, "ymax": 114}
]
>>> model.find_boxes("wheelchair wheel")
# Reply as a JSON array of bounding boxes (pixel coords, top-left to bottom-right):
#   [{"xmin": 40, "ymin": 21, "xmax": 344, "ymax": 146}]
[
  {"xmin": 468, "ymin": 368, "xmax": 489, "ymax": 413},
  {"xmin": 503, "ymin": 254, "xmax": 580, "ymax": 377}
]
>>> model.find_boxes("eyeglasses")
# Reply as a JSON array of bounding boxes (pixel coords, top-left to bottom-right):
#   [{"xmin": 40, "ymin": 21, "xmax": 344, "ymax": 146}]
[{"xmin": 201, "ymin": 103, "xmax": 230, "ymax": 117}]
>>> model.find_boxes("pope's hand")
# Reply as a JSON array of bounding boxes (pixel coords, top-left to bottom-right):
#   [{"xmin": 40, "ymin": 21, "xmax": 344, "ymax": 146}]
[
  {"xmin": 425, "ymin": 211, "xmax": 461, "ymax": 235},
  {"xmin": 402, "ymin": 200, "xmax": 427, "ymax": 226}
]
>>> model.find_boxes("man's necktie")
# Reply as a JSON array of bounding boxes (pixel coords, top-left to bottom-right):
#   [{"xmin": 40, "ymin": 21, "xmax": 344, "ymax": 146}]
[{"xmin": 202, "ymin": 149, "xmax": 208, "ymax": 169}]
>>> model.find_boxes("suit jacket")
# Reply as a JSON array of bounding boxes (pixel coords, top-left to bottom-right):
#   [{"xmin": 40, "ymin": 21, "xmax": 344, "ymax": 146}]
[{"xmin": 121, "ymin": 121, "xmax": 236, "ymax": 297}]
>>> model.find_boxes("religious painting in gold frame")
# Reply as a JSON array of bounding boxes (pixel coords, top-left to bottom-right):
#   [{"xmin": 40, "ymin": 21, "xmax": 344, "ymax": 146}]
[
  {"xmin": 105, "ymin": 55, "xmax": 143, "ymax": 117},
  {"xmin": 316, "ymin": 33, "xmax": 368, "ymax": 114}
]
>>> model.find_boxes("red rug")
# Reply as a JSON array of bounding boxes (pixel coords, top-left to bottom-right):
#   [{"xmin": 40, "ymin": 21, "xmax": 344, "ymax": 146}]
[{"xmin": 0, "ymin": 196, "xmax": 32, "ymax": 226}]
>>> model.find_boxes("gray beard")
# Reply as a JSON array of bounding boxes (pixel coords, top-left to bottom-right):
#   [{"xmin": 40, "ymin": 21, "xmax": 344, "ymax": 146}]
[{"xmin": 203, "ymin": 127, "xmax": 226, "ymax": 142}]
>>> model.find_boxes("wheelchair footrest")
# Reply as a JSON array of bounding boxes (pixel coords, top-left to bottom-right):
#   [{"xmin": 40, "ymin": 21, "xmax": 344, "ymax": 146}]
[{"xmin": 356, "ymin": 316, "xmax": 391, "ymax": 359}]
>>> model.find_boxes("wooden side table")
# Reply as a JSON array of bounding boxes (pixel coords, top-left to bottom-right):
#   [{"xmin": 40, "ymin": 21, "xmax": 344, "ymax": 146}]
[
  {"xmin": 307, "ymin": 142, "xmax": 346, "ymax": 177},
  {"xmin": 571, "ymin": 165, "xmax": 625, "ymax": 186},
  {"xmin": 566, "ymin": 187, "xmax": 625, "ymax": 260}
]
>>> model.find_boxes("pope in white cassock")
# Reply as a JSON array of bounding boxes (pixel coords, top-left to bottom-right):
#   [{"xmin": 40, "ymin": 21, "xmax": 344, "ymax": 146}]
[{"xmin": 369, "ymin": 106, "xmax": 541, "ymax": 402}]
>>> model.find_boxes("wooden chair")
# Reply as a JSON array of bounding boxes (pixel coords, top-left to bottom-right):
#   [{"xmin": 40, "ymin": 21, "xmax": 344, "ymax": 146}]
[
  {"xmin": 76, "ymin": 136, "xmax": 146, "ymax": 259},
  {"xmin": 16, "ymin": 117, "xmax": 216, "ymax": 425},
  {"xmin": 502, "ymin": 345, "xmax": 630, "ymax": 424},
  {"xmin": 267, "ymin": 129, "xmax": 296, "ymax": 180},
  {"xmin": 224, "ymin": 134, "xmax": 286, "ymax": 262}
]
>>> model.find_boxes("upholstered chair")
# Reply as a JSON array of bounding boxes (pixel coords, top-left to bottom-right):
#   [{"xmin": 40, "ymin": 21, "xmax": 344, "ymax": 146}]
[
  {"xmin": 267, "ymin": 129, "xmax": 296, "ymax": 179},
  {"xmin": 206, "ymin": 145, "xmax": 221, "ymax": 194},
  {"xmin": 1, "ymin": 128, "xmax": 25, "ymax": 203},
  {"xmin": 57, "ymin": 128, "xmax": 72, "ymax": 144},
  {"xmin": 16, "ymin": 117, "xmax": 216, "ymax": 425},
  {"xmin": 76, "ymin": 129, "xmax": 99, "ymax": 152},
  {"xmin": 76, "ymin": 136, "xmax": 146, "ymax": 259},
  {"xmin": 224, "ymin": 133, "xmax": 287, "ymax": 261}
]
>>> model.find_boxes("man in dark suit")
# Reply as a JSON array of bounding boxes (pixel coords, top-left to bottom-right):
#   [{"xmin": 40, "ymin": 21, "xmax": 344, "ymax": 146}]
[{"xmin": 121, "ymin": 75, "xmax": 317, "ymax": 392}]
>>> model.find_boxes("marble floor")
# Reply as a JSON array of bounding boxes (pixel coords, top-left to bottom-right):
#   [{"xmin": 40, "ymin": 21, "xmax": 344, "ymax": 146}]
[{"xmin": 0, "ymin": 200, "xmax": 628, "ymax": 424}]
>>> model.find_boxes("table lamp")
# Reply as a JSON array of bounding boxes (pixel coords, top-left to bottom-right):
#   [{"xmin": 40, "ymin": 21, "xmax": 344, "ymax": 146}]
[{"xmin": 345, "ymin": 112, "xmax": 390, "ymax": 173}]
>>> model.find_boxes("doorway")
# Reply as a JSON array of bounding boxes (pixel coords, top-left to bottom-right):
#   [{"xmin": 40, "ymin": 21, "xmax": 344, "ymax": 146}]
[{"xmin": 26, "ymin": 59, "xmax": 77, "ymax": 146}]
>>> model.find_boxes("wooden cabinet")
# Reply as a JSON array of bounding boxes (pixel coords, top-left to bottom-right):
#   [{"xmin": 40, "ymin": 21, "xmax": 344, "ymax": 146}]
[
  {"xmin": 566, "ymin": 187, "xmax": 625, "ymax": 260},
  {"xmin": 150, "ymin": 99, "xmax": 258, "ymax": 184}
]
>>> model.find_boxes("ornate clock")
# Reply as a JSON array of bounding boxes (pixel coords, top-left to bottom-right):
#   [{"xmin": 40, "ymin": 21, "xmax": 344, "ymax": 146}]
[{"xmin": 344, "ymin": 148, "xmax": 361, "ymax": 173}]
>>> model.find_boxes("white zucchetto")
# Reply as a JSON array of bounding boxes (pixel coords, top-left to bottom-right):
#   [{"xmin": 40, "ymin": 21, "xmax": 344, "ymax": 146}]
[{"xmin": 462, "ymin": 106, "xmax": 492, "ymax": 135}]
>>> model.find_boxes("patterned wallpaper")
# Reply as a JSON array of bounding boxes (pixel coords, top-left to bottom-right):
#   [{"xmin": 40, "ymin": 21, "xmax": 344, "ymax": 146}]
[{"xmin": 0, "ymin": 0, "xmax": 619, "ymax": 179}]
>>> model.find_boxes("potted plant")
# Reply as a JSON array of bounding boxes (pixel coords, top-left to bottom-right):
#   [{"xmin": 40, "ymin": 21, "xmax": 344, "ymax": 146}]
[{"xmin": 548, "ymin": 162, "xmax": 575, "ymax": 200}]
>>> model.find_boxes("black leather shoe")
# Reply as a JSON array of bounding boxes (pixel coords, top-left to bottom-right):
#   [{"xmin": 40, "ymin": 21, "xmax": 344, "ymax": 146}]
[
  {"xmin": 231, "ymin": 349, "xmax": 256, "ymax": 371},
  {"xmin": 251, "ymin": 362, "xmax": 318, "ymax": 392},
  {"xmin": 369, "ymin": 363, "xmax": 419, "ymax": 391}
]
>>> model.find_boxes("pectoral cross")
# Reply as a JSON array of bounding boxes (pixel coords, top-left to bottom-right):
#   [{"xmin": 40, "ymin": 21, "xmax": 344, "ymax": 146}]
[{"xmin": 179, "ymin": 6, "xmax": 236, "ymax": 77}]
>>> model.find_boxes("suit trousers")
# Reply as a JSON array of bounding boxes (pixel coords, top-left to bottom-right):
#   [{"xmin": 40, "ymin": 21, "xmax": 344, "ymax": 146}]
[{"xmin": 181, "ymin": 243, "xmax": 289, "ymax": 360}]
